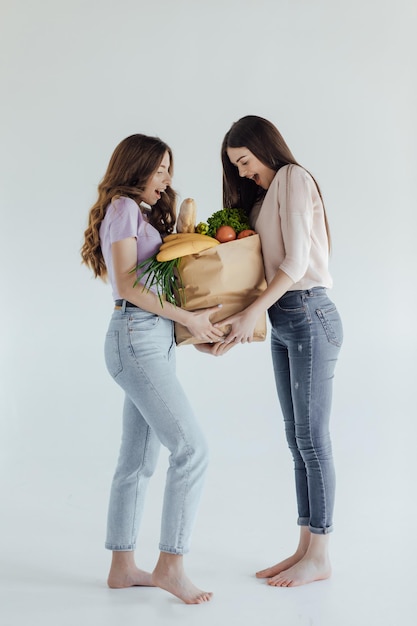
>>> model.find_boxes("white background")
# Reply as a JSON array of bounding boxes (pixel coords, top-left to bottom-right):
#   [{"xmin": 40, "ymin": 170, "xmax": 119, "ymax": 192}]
[{"xmin": 1, "ymin": 1, "xmax": 416, "ymax": 625}]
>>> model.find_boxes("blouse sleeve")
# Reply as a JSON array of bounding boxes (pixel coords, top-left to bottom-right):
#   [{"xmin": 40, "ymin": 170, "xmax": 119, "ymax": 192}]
[
  {"xmin": 278, "ymin": 166, "xmax": 314, "ymax": 283},
  {"xmin": 108, "ymin": 197, "xmax": 140, "ymax": 244}
]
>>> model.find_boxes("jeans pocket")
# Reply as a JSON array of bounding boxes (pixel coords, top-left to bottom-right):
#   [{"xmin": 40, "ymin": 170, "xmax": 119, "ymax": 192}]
[
  {"xmin": 315, "ymin": 307, "xmax": 343, "ymax": 347},
  {"xmin": 104, "ymin": 330, "xmax": 123, "ymax": 378},
  {"xmin": 128, "ymin": 313, "xmax": 160, "ymax": 332},
  {"xmin": 275, "ymin": 292, "xmax": 304, "ymax": 312}
]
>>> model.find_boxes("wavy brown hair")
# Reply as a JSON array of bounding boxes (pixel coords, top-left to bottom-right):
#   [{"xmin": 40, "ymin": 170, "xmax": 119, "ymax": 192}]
[
  {"xmin": 81, "ymin": 134, "xmax": 176, "ymax": 279},
  {"xmin": 221, "ymin": 115, "xmax": 330, "ymax": 249}
]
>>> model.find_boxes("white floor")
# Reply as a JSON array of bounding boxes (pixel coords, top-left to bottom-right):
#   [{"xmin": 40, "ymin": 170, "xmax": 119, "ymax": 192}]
[
  {"xmin": 1, "ymin": 500, "xmax": 415, "ymax": 626},
  {"xmin": 1, "ymin": 340, "xmax": 416, "ymax": 626},
  {"xmin": 3, "ymin": 541, "xmax": 414, "ymax": 626},
  {"xmin": 1, "ymin": 425, "xmax": 416, "ymax": 626}
]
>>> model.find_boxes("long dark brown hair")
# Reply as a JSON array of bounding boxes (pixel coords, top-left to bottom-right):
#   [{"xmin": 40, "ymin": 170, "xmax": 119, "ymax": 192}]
[
  {"xmin": 81, "ymin": 134, "xmax": 176, "ymax": 278},
  {"xmin": 221, "ymin": 115, "xmax": 330, "ymax": 247}
]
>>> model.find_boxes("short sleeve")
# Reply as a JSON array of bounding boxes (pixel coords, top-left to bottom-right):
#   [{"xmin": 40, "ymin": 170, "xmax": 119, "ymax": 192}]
[{"xmin": 108, "ymin": 197, "xmax": 140, "ymax": 244}]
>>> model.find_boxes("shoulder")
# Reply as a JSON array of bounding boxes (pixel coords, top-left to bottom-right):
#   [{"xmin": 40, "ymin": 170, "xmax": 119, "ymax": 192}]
[
  {"xmin": 280, "ymin": 164, "xmax": 312, "ymax": 184},
  {"xmin": 267, "ymin": 164, "xmax": 310, "ymax": 193},
  {"xmin": 105, "ymin": 196, "xmax": 140, "ymax": 224},
  {"xmin": 111, "ymin": 196, "xmax": 139, "ymax": 215},
  {"xmin": 279, "ymin": 166, "xmax": 319, "ymax": 203}
]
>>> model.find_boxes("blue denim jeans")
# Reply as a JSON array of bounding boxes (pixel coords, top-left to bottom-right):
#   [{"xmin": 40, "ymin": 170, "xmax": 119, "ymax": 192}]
[
  {"xmin": 268, "ymin": 288, "xmax": 343, "ymax": 535},
  {"xmin": 103, "ymin": 304, "xmax": 208, "ymax": 554}
]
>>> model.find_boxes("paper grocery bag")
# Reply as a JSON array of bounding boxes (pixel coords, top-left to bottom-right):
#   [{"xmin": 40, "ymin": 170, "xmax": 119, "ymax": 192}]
[{"xmin": 174, "ymin": 234, "xmax": 267, "ymax": 346}]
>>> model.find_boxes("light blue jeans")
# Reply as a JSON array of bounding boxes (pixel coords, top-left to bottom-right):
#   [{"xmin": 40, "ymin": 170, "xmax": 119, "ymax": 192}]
[
  {"xmin": 103, "ymin": 303, "xmax": 208, "ymax": 554},
  {"xmin": 268, "ymin": 288, "xmax": 343, "ymax": 535}
]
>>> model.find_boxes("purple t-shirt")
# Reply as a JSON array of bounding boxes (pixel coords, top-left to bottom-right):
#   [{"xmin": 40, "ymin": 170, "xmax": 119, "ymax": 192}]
[{"xmin": 99, "ymin": 196, "xmax": 162, "ymax": 301}]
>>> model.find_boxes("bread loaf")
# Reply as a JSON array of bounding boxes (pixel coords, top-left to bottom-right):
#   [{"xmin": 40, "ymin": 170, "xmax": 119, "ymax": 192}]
[{"xmin": 176, "ymin": 198, "xmax": 196, "ymax": 233}]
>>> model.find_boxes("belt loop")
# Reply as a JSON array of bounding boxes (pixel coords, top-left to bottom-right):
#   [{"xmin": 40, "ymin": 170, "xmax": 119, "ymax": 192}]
[{"xmin": 121, "ymin": 299, "xmax": 127, "ymax": 313}]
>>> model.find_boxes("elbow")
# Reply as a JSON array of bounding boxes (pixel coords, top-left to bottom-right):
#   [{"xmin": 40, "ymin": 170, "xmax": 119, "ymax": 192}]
[
  {"xmin": 279, "ymin": 261, "xmax": 308, "ymax": 284},
  {"xmin": 116, "ymin": 278, "xmax": 133, "ymax": 301},
  {"xmin": 118, "ymin": 287, "xmax": 130, "ymax": 301}
]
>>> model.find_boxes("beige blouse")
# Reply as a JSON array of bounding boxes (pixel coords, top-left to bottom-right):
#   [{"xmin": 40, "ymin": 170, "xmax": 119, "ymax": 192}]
[{"xmin": 252, "ymin": 164, "xmax": 333, "ymax": 291}]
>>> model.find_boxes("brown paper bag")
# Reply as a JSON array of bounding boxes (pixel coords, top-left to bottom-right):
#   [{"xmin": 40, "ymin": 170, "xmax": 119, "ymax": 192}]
[{"xmin": 174, "ymin": 234, "xmax": 267, "ymax": 346}]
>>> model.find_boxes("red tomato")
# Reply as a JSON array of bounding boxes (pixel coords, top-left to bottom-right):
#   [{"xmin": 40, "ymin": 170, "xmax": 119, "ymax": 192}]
[
  {"xmin": 215, "ymin": 225, "xmax": 237, "ymax": 242},
  {"xmin": 237, "ymin": 229, "xmax": 256, "ymax": 239}
]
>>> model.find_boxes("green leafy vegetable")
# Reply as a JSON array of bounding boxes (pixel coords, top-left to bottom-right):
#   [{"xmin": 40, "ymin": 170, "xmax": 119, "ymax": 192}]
[
  {"xmin": 130, "ymin": 256, "xmax": 184, "ymax": 307},
  {"xmin": 196, "ymin": 222, "xmax": 209, "ymax": 234},
  {"xmin": 206, "ymin": 208, "xmax": 250, "ymax": 238}
]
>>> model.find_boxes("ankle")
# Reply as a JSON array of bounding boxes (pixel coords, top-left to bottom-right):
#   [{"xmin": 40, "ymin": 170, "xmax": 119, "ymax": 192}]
[
  {"xmin": 154, "ymin": 552, "xmax": 183, "ymax": 573},
  {"xmin": 304, "ymin": 537, "xmax": 330, "ymax": 563}
]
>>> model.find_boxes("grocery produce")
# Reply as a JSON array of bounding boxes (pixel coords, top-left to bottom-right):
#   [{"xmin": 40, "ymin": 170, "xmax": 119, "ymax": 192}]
[
  {"xmin": 156, "ymin": 236, "xmax": 219, "ymax": 262},
  {"xmin": 206, "ymin": 208, "xmax": 250, "ymax": 238},
  {"xmin": 132, "ymin": 202, "xmax": 255, "ymax": 306},
  {"xmin": 162, "ymin": 232, "xmax": 215, "ymax": 244},
  {"xmin": 237, "ymin": 229, "xmax": 257, "ymax": 238},
  {"xmin": 196, "ymin": 222, "xmax": 209, "ymax": 235},
  {"xmin": 176, "ymin": 198, "xmax": 196, "ymax": 233},
  {"xmin": 132, "ymin": 233, "xmax": 219, "ymax": 305},
  {"xmin": 132, "ymin": 256, "xmax": 181, "ymax": 306},
  {"xmin": 215, "ymin": 225, "xmax": 237, "ymax": 242}
]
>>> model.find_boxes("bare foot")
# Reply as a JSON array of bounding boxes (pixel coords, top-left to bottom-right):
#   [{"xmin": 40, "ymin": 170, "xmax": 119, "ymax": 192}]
[
  {"xmin": 152, "ymin": 554, "xmax": 212, "ymax": 604},
  {"xmin": 107, "ymin": 551, "xmax": 154, "ymax": 588},
  {"xmin": 256, "ymin": 549, "xmax": 308, "ymax": 579},
  {"xmin": 258, "ymin": 528, "xmax": 331, "ymax": 586},
  {"xmin": 108, "ymin": 566, "xmax": 154, "ymax": 588},
  {"xmin": 268, "ymin": 554, "xmax": 331, "ymax": 587}
]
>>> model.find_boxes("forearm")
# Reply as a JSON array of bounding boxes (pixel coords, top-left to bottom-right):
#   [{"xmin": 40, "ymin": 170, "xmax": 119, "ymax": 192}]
[{"xmin": 117, "ymin": 278, "xmax": 192, "ymax": 325}]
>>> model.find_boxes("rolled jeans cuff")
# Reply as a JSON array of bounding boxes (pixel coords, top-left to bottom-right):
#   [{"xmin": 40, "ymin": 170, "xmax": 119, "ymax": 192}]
[
  {"xmin": 159, "ymin": 543, "xmax": 189, "ymax": 555},
  {"xmin": 297, "ymin": 517, "xmax": 334, "ymax": 535},
  {"xmin": 105, "ymin": 543, "xmax": 135, "ymax": 551}
]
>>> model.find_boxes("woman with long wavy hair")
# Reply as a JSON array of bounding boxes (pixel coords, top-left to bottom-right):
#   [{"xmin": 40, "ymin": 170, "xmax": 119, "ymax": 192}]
[
  {"xmin": 81, "ymin": 133, "xmax": 222, "ymax": 604},
  {"xmin": 212, "ymin": 116, "xmax": 343, "ymax": 587}
]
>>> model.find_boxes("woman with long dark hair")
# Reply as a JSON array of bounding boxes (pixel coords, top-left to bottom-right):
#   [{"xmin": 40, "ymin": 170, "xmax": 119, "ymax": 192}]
[
  {"xmin": 81, "ymin": 133, "xmax": 222, "ymax": 603},
  {"xmin": 218, "ymin": 116, "xmax": 343, "ymax": 587}
]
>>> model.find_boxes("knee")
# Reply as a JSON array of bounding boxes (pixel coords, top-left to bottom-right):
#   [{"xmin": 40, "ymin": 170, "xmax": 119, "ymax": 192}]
[
  {"xmin": 168, "ymin": 423, "xmax": 209, "ymax": 473},
  {"xmin": 297, "ymin": 433, "xmax": 333, "ymax": 462},
  {"xmin": 177, "ymin": 433, "xmax": 209, "ymax": 480},
  {"xmin": 189, "ymin": 435, "xmax": 209, "ymax": 473},
  {"xmin": 114, "ymin": 438, "xmax": 161, "ymax": 481}
]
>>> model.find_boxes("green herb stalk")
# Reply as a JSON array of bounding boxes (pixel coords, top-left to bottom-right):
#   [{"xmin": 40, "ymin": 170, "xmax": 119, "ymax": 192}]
[{"xmin": 130, "ymin": 255, "xmax": 184, "ymax": 307}]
